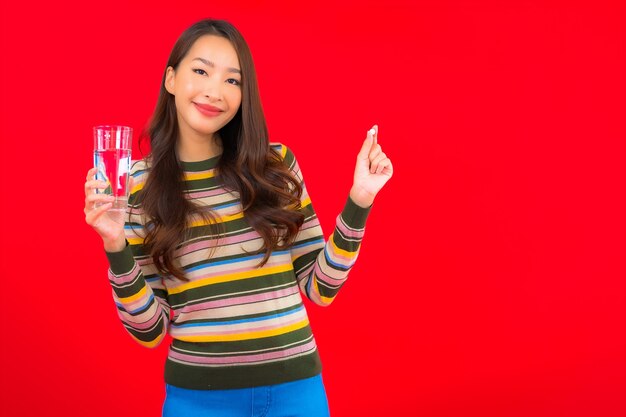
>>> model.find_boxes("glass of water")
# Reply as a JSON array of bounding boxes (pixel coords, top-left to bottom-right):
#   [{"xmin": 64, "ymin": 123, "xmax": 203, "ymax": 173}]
[{"xmin": 93, "ymin": 125, "xmax": 132, "ymax": 211}]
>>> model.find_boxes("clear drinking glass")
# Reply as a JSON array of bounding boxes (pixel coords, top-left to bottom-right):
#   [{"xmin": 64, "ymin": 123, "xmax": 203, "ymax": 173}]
[{"xmin": 93, "ymin": 125, "xmax": 132, "ymax": 211}]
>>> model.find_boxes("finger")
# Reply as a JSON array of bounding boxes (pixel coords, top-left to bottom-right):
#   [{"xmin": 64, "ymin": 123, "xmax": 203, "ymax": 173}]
[
  {"xmin": 371, "ymin": 152, "xmax": 387, "ymax": 166},
  {"xmin": 86, "ymin": 167, "xmax": 98, "ymax": 181},
  {"xmin": 85, "ymin": 202, "xmax": 113, "ymax": 224},
  {"xmin": 85, "ymin": 194, "xmax": 115, "ymax": 207},
  {"xmin": 377, "ymin": 158, "xmax": 393, "ymax": 176},
  {"xmin": 85, "ymin": 179, "xmax": 108, "ymax": 188},
  {"xmin": 85, "ymin": 179, "xmax": 109, "ymax": 196},
  {"xmin": 358, "ymin": 128, "xmax": 376, "ymax": 160},
  {"xmin": 369, "ymin": 152, "xmax": 387, "ymax": 174},
  {"xmin": 370, "ymin": 158, "xmax": 386, "ymax": 175},
  {"xmin": 369, "ymin": 125, "xmax": 378, "ymax": 153},
  {"xmin": 368, "ymin": 143, "xmax": 382, "ymax": 160},
  {"xmin": 375, "ymin": 158, "xmax": 391, "ymax": 175},
  {"xmin": 372, "ymin": 124, "xmax": 378, "ymax": 147}
]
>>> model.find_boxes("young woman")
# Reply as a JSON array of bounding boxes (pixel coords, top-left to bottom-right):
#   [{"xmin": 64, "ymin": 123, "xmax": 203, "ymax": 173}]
[{"xmin": 83, "ymin": 18, "xmax": 392, "ymax": 417}]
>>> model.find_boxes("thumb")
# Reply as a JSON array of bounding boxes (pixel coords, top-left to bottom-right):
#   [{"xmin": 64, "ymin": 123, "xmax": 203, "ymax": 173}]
[{"xmin": 357, "ymin": 128, "xmax": 376, "ymax": 160}]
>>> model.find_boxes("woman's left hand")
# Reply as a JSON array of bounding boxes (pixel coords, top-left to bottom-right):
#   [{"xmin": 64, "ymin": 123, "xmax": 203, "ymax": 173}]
[{"xmin": 350, "ymin": 125, "xmax": 393, "ymax": 208}]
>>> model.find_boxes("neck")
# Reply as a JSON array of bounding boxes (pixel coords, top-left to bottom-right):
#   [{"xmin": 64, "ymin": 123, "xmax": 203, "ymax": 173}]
[{"xmin": 177, "ymin": 129, "xmax": 223, "ymax": 162}]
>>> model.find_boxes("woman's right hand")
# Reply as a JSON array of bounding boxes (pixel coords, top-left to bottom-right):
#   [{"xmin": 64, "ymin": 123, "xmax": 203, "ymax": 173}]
[{"xmin": 84, "ymin": 167, "xmax": 130, "ymax": 252}]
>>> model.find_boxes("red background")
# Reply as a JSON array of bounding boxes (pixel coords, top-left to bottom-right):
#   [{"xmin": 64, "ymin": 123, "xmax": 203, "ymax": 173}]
[{"xmin": 1, "ymin": 1, "xmax": 624, "ymax": 416}]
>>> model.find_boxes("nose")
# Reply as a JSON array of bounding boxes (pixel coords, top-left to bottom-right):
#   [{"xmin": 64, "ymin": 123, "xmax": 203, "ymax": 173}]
[{"xmin": 203, "ymin": 76, "xmax": 223, "ymax": 101}]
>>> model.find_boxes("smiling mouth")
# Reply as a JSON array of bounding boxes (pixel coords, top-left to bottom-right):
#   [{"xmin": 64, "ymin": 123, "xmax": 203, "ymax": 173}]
[{"xmin": 194, "ymin": 102, "xmax": 223, "ymax": 117}]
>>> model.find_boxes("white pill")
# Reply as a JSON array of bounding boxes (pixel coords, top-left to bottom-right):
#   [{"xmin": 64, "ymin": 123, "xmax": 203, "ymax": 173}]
[{"xmin": 368, "ymin": 128, "xmax": 376, "ymax": 136}]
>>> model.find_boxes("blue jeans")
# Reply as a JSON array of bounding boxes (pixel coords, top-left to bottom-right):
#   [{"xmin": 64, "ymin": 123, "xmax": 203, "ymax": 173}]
[{"xmin": 162, "ymin": 374, "xmax": 330, "ymax": 417}]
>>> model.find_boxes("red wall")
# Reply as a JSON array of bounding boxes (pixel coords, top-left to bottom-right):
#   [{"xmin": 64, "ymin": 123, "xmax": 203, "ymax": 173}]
[{"xmin": 1, "ymin": 1, "xmax": 624, "ymax": 416}]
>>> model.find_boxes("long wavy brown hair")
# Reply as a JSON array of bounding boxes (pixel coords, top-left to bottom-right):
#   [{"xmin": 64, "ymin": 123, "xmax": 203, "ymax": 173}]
[{"xmin": 135, "ymin": 19, "xmax": 304, "ymax": 282}]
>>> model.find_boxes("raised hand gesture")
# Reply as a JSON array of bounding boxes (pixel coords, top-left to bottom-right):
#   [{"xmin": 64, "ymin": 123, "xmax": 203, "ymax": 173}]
[{"xmin": 350, "ymin": 125, "xmax": 393, "ymax": 208}]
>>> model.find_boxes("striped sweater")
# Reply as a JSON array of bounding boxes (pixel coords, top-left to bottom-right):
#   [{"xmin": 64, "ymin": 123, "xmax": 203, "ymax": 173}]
[{"xmin": 105, "ymin": 143, "xmax": 372, "ymax": 390}]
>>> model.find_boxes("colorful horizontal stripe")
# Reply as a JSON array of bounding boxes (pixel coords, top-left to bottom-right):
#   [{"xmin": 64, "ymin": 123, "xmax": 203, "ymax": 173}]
[{"xmin": 105, "ymin": 142, "xmax": 372, "ymax": 390}]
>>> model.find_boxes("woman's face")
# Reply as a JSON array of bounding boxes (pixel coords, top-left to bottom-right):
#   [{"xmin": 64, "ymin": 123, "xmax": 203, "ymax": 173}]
[{"xmin": 165, "ymin": 35, "xmax": 242, "ymax": 141}]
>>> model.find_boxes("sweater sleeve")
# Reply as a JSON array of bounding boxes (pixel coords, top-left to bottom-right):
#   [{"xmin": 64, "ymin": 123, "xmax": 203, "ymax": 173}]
[
  {"xmin": 104, "ymin": 160, "xmax": 170, "ymax": 348},
  {"xmin": 281, "ymin": 144, "xmax": 373, "ymax": 306}
]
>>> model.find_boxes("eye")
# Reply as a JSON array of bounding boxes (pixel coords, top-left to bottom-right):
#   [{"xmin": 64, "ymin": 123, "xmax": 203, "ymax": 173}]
[
  {"xmin": 192, "ymin": 68, "xmax": 207, "ymax": 75},
  {"xmin": 227, "ymin": 78, "xmax": 241, "ymax": 86}
]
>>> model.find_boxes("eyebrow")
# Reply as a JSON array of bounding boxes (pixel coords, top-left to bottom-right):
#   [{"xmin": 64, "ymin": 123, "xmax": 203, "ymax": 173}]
[{"xmin": 191, "ymin": 57, "xmax": 241, "ymax": 75}]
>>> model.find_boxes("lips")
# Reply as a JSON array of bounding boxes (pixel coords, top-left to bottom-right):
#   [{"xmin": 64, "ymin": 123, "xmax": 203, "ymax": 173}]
[{"xmin": 194, "ymin": 102, "xmax": 223, "ymax": 117}]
